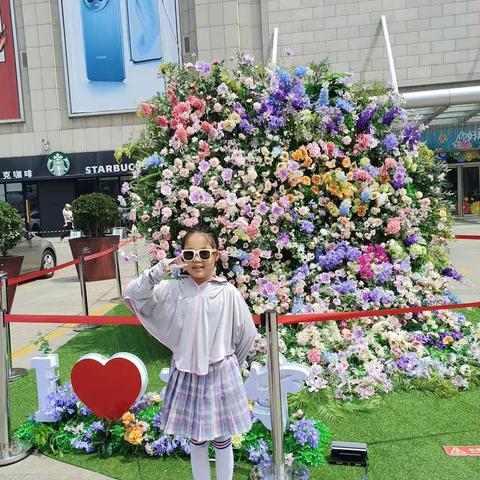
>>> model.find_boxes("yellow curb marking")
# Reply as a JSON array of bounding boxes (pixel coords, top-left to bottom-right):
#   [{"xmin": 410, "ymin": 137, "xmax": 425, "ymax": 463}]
[{"xmin": 12, "ymin": 303, "xmax": 116, "ymax": 359}]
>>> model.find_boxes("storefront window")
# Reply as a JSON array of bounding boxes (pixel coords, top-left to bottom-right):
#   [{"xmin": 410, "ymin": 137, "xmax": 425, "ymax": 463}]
[
  {"xmin": 75, "ymin": 178, "xmax": 97, "ymax": 197},
  {"xmin": 25, "ymin": 182, "xmax": 40, "ymax": 232},
  {"xmin": 5, "ymin": 182, "xmax": 24, "ymax": 215},
  {"xmin": 462, "ymin": 166, "xmax": 480, "ymax": 215},
  {"xmin": 0, "ymin": 184, "xmax": 5, "ymax": 202},
  {"xmin": 446, "ymin": 168, "xmax": 459, "ymax": 215},
  {"xmin": 98, "ymin": 177, "xmax": 119, "ymax": 198}
]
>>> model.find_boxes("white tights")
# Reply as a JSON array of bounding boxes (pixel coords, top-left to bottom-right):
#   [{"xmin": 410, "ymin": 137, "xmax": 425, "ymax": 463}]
[{"xmin": 190, "ymin": 436, "xmax": 233, "ymax": 480}]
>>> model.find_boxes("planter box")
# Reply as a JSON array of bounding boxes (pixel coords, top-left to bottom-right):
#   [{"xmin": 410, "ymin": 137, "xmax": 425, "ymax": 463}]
[
  {"xmin": 68, "ymin": 236, "xmax": 119, "ymax": 282},
  {"xmin": 0, "ymin": 256, "xmax": 24, "ymax": 313}
]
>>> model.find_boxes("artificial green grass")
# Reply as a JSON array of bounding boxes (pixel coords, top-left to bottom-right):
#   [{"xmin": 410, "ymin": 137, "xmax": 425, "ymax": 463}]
[{"xmin": 9, "ymin": 304, "xmax": 480, "ymax": 480}]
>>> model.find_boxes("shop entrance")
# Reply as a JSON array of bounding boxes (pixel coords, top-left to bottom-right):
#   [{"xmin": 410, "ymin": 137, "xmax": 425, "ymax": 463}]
[{"xmin": 447, "ymin": 164, "xmax": 480, "ymax": 216}]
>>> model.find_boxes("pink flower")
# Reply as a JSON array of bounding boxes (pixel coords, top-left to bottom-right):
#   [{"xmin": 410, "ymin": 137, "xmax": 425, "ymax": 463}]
[
  {"xmin": 307, "ymin": 349, "xmax": 322, "ymax": 364},
  {"xmin": 155, "ymin": 250, "xmax": 167, "ymax": 260},
  {"xmin": 175, "ymin": 126, "xmax": 188, "ymax": 143},
  {"xmin": 152, "ymin": 231, "xmax": 161, "ymax": 241},
  {"xmin": 155, "ymin": 115, "xmax": 169, "ymax": 128},
  {"xmin": 385, "ymin": 217, "xmax": 401, "ymax": 235},
  {"xmin": 159, "ymin": 240, "xmax": 169, "ymax": 250},
  {"xmin": 141, "ymin": 214, "xmax": 150, "ymax": 223}
]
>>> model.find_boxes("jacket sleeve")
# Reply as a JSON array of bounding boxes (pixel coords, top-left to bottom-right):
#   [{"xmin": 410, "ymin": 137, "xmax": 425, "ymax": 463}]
[
  {"xmin": 232, "ymin": 289, "xmax": 257, "ymax": 368},
  {"xmin": 123, "ymin": 260, "xmax": 174, "ymax": 340}
]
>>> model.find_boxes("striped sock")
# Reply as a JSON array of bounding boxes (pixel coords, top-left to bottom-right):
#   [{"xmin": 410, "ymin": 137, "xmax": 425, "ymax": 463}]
[
  {"xmin": 212, "ymin": 436, "xmax": 233, "ymax": 480},
  {"xmin": 190, "ymin": 439, "xmax": 210, "ymax": 480}
]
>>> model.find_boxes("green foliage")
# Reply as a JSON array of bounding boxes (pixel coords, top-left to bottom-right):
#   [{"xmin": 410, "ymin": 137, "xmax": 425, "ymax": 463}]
[
  {"xmin": 71, "ymin": 193, "xmax": 121, "ymax": 238},
  {"xmin": 0, "ymin": 200, "xmax": 24, "ymax": 256}
]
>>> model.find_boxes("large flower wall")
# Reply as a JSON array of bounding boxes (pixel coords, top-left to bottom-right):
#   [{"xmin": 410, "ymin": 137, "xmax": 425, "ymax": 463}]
[{"xmin": 116, "ymin": 55, "xmax": 480, "ymax": 399}]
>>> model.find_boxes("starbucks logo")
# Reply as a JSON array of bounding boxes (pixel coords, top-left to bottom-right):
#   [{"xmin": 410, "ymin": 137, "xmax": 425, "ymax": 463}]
[{"xmin": 47, "ymin": 152, "xmax": 70, "ymax": 176}]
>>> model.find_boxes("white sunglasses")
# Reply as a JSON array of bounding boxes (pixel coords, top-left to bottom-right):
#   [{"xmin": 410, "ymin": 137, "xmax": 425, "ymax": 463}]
[{"xmin": 181, "ymin": 249, "xmax": 217, "ymax": 262}]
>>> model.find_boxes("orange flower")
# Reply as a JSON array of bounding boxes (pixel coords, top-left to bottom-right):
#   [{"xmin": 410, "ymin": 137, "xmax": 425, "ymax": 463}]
[
  {"xmin": 311, "ymin": 186, "xmax": 320, "ymax": 194},
  {"xmin": 301, "ymin": 176, "xmax": 311, "ymax": 186},
  {"xmin": 291, "ymin": 149, "xmax": 303, "ymax": 161},
  {"xmin": 358, "ymin": 205, "xmax": 367, "ymax": 217},
  {"xmin": 342, "ymin": 157, "xmax": 351, "ymax": 168},
  {"xmin": 303, "ymin": 156, "xmax": 313, "ymax": 168},
  {"xmin": 122, "ymin": 412, "xmax": 135, "ymax": 427},
  {"xmin": 311, "ymin": 174, "xmax": 321, "ymax": 185},
  {"xmin": 287, "ymin": 194, "xmax": 296, "ymax": 203},
  {"xmin": 124, "ymin": 425, "xmax": 144, "ymax": 445}
]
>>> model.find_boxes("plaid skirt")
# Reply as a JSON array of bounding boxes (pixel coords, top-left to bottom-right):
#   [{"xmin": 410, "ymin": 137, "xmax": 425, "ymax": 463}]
[{"xmin": 160, "ymin": 354, "xmax": 252, "ymax": 442}]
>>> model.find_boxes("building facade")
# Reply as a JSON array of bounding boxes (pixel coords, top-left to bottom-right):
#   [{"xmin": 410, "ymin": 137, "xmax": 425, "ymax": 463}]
[{"xmin": 1, "ymin": 0, "xmax": 480, "ymax": 235}]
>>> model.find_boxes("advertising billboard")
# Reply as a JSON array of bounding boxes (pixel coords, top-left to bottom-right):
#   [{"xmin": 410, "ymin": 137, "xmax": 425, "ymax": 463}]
[
  {"xmin": 0, "ymin": 0, "xmax": 23, "ymax": 123},
  {"xmin": 59, "ymin": 0, "xmax": 180, "ymax": 116}
]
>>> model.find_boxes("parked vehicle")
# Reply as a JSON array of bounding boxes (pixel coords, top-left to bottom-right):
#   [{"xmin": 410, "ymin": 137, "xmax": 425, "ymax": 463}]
[{"xmin": 12, "ymin": 232, "xmax": 57, "ymax": 278}]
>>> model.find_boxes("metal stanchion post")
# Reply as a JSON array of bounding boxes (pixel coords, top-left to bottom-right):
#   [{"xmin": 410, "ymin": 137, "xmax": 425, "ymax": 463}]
[
  {"xmin": 110, "ymin": 246, "xmax": 123, "ymax": 303},
  {"xmin": 5, "ymin": 322, "xmax": 27, "ymax": 382},
  {"xmin": 133, "ymin": 236, "xmax": 140, "ymax": 277},
  {"xmin": 73, "ymin": 256, "xmax": 98, "ymax": 332},
  {"xmin": 0, "ymin": 273, "xmax": 32, "ymax": 465},
  {"xmin": 79, "ymin": 256, "xmax": 89, "ymax": 316},
  {"xmin": 264, "ymin": 311, "xmax": 286, "ymax": 480}
]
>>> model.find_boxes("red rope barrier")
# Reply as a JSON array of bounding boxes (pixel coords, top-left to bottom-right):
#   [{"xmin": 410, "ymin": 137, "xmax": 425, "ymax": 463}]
[
  {"xmin": 84, "ymin": 246, "xmax": 116, "ymax": 262},
  {"xmin": 7, "ymin": 259, "xmax": 80, "ymax": 286},
  {"xmin": 276, "ymin": 301, "xmax": 480, "ymax": 325},
  {"xmin": 454, "ymin": 235, "xmax": 480, "ymax": 240},
  {"xmin": 5, "ymin": 300, "xmax": 480, "ymax": 326}
]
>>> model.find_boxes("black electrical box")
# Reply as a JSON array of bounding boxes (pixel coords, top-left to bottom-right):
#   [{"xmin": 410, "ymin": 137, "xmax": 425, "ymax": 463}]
[{"xmin": 329, "ymin": 441, "xmax": 368, "ymax": 466}]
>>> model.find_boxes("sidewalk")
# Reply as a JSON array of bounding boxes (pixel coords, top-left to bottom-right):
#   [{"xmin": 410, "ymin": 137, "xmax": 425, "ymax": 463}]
[{"xmin": 450, "ymin": 216, "xmax": 480, "ymax": 302}]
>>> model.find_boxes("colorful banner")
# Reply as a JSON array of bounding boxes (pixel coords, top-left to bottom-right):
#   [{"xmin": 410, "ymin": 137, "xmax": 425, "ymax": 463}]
[
  {"xmin": 58, "ymin": 0, "xmax": 180, "ymax": 116},
  {"xmin": 0, "ymin": 0, "xmax": 23, "ymax": 122},
  {"xmin": 424, "ymin": 126, "xmax": 480, "ymax": 151}
]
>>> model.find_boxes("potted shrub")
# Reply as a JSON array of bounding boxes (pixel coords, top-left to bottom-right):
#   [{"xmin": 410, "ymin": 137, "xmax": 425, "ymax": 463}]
[
  {"xmin": 69, "ymin": 193, "xmax": 121, "ymax": 282},
  {"xmin": 0, "ymin": 201, "xmax": 25, "ymax": 312}
]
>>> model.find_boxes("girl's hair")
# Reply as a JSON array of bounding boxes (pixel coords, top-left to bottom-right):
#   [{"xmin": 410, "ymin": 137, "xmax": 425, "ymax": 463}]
[{"xmin": 181, "ymin": 223, "xmax": 219, "ymax": 249}]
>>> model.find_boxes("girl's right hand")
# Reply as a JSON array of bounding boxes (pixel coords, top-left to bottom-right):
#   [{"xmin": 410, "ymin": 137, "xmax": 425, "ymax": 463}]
[{"xmin": 164, "ymin": 255, "xmax": 186, "ymax": 273}]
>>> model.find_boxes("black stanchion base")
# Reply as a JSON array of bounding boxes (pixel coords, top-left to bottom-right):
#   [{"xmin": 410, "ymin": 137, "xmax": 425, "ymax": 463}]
[{"xmin": 8, "ymin": 367, "xmax": 28, "ymax": 382}]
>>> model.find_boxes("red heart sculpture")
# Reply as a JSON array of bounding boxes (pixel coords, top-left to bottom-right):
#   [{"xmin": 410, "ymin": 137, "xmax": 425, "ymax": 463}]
[{"xmin": 71, "ymin": 353, "xmax": 148, "ymax": 420}]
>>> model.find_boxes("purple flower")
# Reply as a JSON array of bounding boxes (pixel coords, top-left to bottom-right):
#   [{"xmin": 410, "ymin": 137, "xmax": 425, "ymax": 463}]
[
  {"xmin": 248, "ymin": 439, "xmax": 271, "ymax": 465},
  {"xmin": 71, "ymin": 438, "xmax": 95, "ymax": 453},
  {"xmin": 300, "ymin": 220, "xmax": 315, "ymax": 234},
  {"xmin": 221, "ymin": 168, "xmax": 233, "ymax": 183},
  {"xmin": 336, "ymin": 98, "xmax": 353, "ymax": 112},
  {"xmin": 91, "ymin": 421, "xmax": 105, "ymax": 432},
  {"xmin": 260, "ymin": 280, "xmax": 277, "ymax": 297},
  {"xmin": 391, "ymin": 165, "xmax": 406, "ymax": 190},
  {"xmin": 442, "ymin": 268, "xmax": 464, "ymax": 281},
  {"xmin": 383, "ymin": 133, "xmax": 398, "ymax": 151},
  {"xmin": 356, "ymin": 106, "xmax": 378, "ymax": 132},
  {"xmin": 332, "ymin": 280, "xmax": 357, "ymax": 294},
  {"xmin": 277, "ymin": 232, "xmax": 290, "ymax": 248},
  {"xmin": 317, "ymin": 86, "xmax": 329, "ymax": 107},
  {"xmin": 256, "ymin": 202, "xmax": 269, "ymax": 215},
  {"xmin": 402, "ymin": 123, "xmax": 422, "ymax": 149},
  {"xmin": 404, "ymin": 233, "xmax": 419, "ymax": 247},
  {"xmin": 198, "ymin": 160, "xmax": 210, "ymax": 173},
  {"xmin": 382, "ymin": 106, "xmax": 403, "ymax": 126},
  {"xmin": 289, "ymin": 419, "xmax": 319, "ymax": 448},
  {"xmin": 195, "ymin": 61, "xmax": 211, "ymax": 74}
]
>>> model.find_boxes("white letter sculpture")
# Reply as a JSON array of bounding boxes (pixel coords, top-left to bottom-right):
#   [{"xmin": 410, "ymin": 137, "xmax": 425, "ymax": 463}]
[
  {"xmin": 244, "ymin": 354, "xmax": 310, "ymax": 432},
  {"xmin": 31, "ymin": 354, "xmax": 60, "ymax": 423}
]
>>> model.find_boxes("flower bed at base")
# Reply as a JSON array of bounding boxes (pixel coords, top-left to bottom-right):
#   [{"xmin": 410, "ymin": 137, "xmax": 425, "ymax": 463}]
[
  {"xmin": 14, "ymin": 385, "xmax": 331, "ymax": 477},
  {"xmin": 116, "ymin": 55, "xmax": 480, "ymax": 400}
]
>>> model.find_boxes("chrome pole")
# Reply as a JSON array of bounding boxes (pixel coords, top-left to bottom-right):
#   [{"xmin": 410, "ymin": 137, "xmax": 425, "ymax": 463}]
[
  {"xmin": 5, "ymin": 322, "xmax": 27, "ymax": 382},
  {"xmin": 109, "ymin": 246, "xmax": 123, "ymax": 303},
  {"xmin": 133, "ymin": 236, "xmax": 140, "ymax": 277},
  {"xmin": 264, "ymin": 311, "xmax": 285, "ymax": 479},
  {"xmin": 79, "ymin": 256, "xmax": 89, "ymax": 316},
  {"xmin": 0, "ymin": 274, "xmax": 32, "ymax": 465}
]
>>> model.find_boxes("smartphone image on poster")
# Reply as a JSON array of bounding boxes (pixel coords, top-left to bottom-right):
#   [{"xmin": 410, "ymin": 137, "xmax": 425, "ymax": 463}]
[
  {"xmin": 126, "ymin": 0, "xmax": 163, "ymax": 63},
  {"xmin": 80, "ymin": 0, "xmax": 125, "ymax": 82}
]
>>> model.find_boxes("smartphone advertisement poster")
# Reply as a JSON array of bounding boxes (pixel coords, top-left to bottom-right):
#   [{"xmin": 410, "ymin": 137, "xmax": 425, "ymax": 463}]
[
  {"xmin": 0, "ymin": 0, "xmax": 23, "ymax": 123},
  {"xmin": 59, "ymin": 0, "xmax": 180, "ymax": 116}
]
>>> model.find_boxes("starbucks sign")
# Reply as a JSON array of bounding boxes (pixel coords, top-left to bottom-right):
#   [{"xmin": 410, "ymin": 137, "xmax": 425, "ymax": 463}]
[{"xmin": 47, "ymin": 152, "xmax": 70, "ymax": 176}]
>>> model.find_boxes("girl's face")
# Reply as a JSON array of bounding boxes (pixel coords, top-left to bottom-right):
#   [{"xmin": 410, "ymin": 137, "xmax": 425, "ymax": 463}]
[{"xmin": 182, "ymin": 233, "xmax": 219, "ymax": 285}]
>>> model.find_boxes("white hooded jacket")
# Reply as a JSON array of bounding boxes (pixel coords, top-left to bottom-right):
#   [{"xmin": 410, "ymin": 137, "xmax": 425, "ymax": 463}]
[{"xmin": 123, "ymin": 262, "xmax": 257, "ymax": 376}]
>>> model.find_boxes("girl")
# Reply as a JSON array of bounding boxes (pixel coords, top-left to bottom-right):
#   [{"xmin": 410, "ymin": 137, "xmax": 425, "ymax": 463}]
[{"xmin": 124, "ymin": 224, "xmax": 257, "ymax": 480}]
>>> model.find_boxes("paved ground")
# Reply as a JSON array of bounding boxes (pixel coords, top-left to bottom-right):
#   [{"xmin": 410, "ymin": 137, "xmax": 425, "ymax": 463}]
[{"xmin": 2, "ymin": 219, "xmax": 480, "ymax": 479}]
